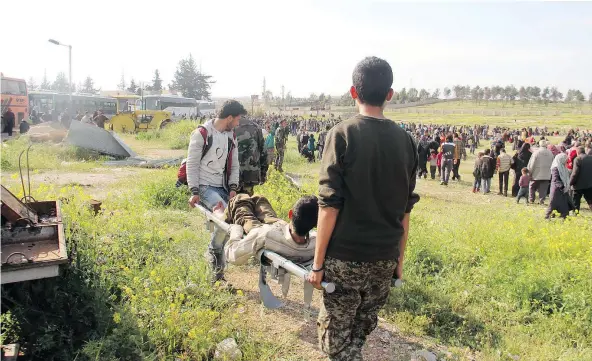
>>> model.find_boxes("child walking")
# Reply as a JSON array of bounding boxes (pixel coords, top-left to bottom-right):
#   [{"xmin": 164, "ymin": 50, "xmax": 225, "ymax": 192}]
[
  {"xmin": 472, "ymin": 151, "xmax": 484, "ymax": 193},
  {"xmin": 516, "ymin": 168, "xmax": 531, "ymax": 204},
  {"xmin": 428, "ymin": 149, "xmax": 438, "ymax": 179}
]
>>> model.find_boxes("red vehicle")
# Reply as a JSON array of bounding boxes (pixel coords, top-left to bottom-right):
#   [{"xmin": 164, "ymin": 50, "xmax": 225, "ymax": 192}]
[{"xmin": 1, "ymin": 73, "xmax": 29, "ymax": 129}]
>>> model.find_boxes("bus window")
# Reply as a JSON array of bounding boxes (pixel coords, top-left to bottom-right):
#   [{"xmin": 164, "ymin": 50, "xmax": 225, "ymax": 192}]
[{"xmin": 1, "ymin": 79, "xmax": 27, "ymax": 95}]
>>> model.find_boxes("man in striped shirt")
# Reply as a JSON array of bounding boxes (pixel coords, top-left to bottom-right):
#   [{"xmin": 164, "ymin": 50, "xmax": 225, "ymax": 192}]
[{"xmin": 497, "ymin": 148, "xmax": 514, "ymax": 197}]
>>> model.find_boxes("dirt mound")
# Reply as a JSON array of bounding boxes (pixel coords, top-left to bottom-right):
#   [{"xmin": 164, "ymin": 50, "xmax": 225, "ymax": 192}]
[{"xmin": 28, "ymin": 122, "xmax": 67, "ymax": 143}]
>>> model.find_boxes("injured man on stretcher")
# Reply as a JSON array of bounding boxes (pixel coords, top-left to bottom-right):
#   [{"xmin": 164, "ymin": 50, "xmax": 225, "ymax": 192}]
[{"xmin": 211, "ymin": 193, "xmax": 318, "ymax": 265}]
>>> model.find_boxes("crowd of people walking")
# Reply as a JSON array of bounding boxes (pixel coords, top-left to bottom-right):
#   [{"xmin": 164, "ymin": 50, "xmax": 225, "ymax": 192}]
[{"xmin": 412, "ymin": 125, "xmax": 592, "ymax": 218}]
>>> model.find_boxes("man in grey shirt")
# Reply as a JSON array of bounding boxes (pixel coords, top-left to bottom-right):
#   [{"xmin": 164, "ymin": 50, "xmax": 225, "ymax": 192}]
[{"xmin": 187, "ymin": 99, "xmax": 246, "ymax": 281}]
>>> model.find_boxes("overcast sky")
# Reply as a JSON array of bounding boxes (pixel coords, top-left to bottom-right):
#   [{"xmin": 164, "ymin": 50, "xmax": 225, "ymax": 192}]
[{"xmin": 3, "ymin": 1, "xmax": 591, "ymax": 98}]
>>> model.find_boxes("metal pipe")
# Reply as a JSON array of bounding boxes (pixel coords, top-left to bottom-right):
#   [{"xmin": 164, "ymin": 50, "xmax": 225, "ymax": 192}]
[
  {"xmin": 262, "ymin": 250, "xmax": 335, "ymax": 293},
  {"xmin": 196, "ymin": 204, "xmax": 230, "ymax": 232},
  {"xmin": 195, "ymin": 205, "xmax": 336, "ymax": 293}
]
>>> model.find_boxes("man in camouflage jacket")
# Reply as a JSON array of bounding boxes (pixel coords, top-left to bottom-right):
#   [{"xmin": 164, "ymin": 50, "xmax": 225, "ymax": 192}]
[{"xmin": 235, "ymin": 117, "xmax": 268, "ymax": 195}]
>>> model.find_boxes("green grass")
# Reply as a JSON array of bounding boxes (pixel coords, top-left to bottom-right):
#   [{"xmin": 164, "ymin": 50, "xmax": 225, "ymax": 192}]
[
  {"xmin": 1, "ymin": 136, "xmax": 104, "ymax": 172},
  {"xmin": 384, "ymin": 112, "xmax": 592, "ymax": 129},
  {"xmin": 135, "ymin": 120, "xmax": 199, "ymax": 149},
  {"xmin": 0, "ymin": 171, "xmax": 283, "ymax": 361},
  {"xmin": 268, "ymin": 140, "xmax": 592, "ymax": 360},
  {"xmin": 2, "ymin": 125, "xmax": 591, "ymax": 360}
]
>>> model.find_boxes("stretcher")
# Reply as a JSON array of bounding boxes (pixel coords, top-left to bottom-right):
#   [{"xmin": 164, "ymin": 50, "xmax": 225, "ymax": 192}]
[{"xmin": 196, "ymin": 204, "xmax": 335, "ymax": 309}]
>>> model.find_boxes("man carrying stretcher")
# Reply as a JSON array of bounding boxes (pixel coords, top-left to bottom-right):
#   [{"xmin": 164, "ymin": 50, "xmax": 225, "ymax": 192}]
[{"xmin": 211, "ymin": 193, "xmax": 319, "ymax": 266}]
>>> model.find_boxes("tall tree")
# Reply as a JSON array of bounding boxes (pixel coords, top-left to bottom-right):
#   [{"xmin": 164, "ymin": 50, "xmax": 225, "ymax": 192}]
[
  {"xmin": 339, "ymin": 91, "xmax": 352, "ymax": 106},
  {"xmin": 541, "ymin": 87, "xmax": 550, "ymax": 106},
  {"xmin": 574, "ymin": 90, "xmax": 585, "ymax": 103},
  {"xmin": 564, "ymin": 89, "xmax": 574, "ymax": 103},
  {"xmin": 399, "ymin": 88, "xmax": 408, "ymax": 103},
  {"xmin": 81, "ymin": 76, "xmax": 98, "ymax": 94},
  {"xmin": 550, "ymin": 87, "xmax": 561, "ymax": 103},
  {"xmin": 285, "ymin": 91, "xmax": 293, "ymax": 106},
  {"xmin": 127, "ymin": 78, "xmax": 138, "ymax": 94},
  {"xmin": 171, "ymin": 54, "xmax": 214, "ymax": 100},
  {"xmin": 408, "ymin": 88, "xmax": 418, "ymax": 102},
  {"xmin": 27, "ymin": 77, "xmax": 38, "ymax": 91},
  {"xmin": 40, "ymin": 70, "xmax": 51, "ymax": 90},
  {"xmin": 452, "ymin": 85, "xmax": 463, "ymax": 100},
  {"xmin": 117, "ymin": 73, "xmax": 126, "ymax": 91},
  {"xmin": 318, "ymin": 93, "xmax": 326, "ymax": 104},
  {"xmin": 471, "ymin": 85, "xmax": 481, "ymax": 104},
  {"xmin": 589, "ymin": 92, "xmax": 592, "ymax": 104},
  {"xmin": 519, "ymin": 86, "xmax": 528, "ymax": 107},
  {"xmin": 432, "ymin": 88, "xmax": 440, "ymax": 99},
  {"xmin": 326, "ymin": 95, "xmax": 332, "ymax": 104},
  {"xmin": 483, "ymin": 87, "xmax": 492, "ymax": 103},
  {"xmin": 419, "ymin": 89, "xmax": 429, "ymax": 101},
  {"xmin": 531, "ymin": 86, "xmax": 541, "ymax": 104},
  {"xmin": 151, "ymin": 69, "xmax": 163, "ymax": 93},
  {"xmin": 443, "ymin": 87, "xmax": 451, "ymax": 99},
  {"xmin": 52, "ymin": 72, "xmax": 69, "ymax": 93}
]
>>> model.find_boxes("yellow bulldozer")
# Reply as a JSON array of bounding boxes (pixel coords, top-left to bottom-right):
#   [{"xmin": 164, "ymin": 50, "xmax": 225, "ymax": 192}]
[{"xmin": 104, "ymin": 95, "xmax": 173, "ymax": 133}]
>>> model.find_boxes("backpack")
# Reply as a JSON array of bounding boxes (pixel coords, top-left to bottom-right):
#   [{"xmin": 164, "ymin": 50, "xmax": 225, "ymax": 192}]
[{"xmin": 177, "ymin": 125, "xmax": 236, "ymax": 188}]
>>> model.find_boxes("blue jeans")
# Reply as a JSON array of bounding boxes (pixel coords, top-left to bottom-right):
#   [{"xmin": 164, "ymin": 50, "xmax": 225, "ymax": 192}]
[
  {"xmin": 482, "ymin": 178, "xmax": 492, "ymax": 193},
  {"xmin": 199, "ymin": 186, "xmax": 229, "ymax": 254},
  {"xmin": 473, "ymin": 177, "xmax": 481, "ymax": 190}
]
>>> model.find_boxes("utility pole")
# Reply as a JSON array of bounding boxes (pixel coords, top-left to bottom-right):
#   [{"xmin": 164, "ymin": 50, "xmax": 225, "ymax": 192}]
[{"xmin": 262, "ymin": 77, "xmax": 267, "ymax": 107}]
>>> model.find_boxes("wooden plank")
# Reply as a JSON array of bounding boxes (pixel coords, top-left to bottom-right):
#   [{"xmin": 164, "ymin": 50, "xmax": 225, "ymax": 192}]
[{"xmin": 1, "ymin": 186, "xmax": 38, "ymax": 223}]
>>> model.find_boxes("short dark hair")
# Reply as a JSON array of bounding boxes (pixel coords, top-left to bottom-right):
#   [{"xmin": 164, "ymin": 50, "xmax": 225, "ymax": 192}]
[
  {"xmin": 291, "ymin": 195, "xmax": 319, "ymax": 236},
  {"xmin": 446, "ymin": 134, "xmax": 453, "ymax": 142},
  {"xmin": 577, "ymin": 146, "xmax": 585, "ymax": 154},
  {"xmin": 352, "ymin": 56, "xmax": 393, "ymax": 107},
  {"xmin": 218, "ymin": 100, "xmax": 247, "ymax": 119},
  {"xmin": 485, "ymin": 149, "xmax": 491, "ymax": 155}
]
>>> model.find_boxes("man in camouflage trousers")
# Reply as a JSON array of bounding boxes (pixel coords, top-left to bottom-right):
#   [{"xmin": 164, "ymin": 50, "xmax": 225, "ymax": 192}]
[
  {"xmin": 307, "ymin": 57, "xmax": 419, "ymax": 361},
  {"xmin": 274, "ymin": 119, "xmax": 289, "ymax": 172},
  {"xmin": 235, "ymin": 117, "xmax": 268, "ymax": 195}
]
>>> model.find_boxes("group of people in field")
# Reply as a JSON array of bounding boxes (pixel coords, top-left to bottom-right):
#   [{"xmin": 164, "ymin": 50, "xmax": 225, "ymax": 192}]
[{"xmin": 413, "ymin": 124, "xmax": 592, "ymax": 218}]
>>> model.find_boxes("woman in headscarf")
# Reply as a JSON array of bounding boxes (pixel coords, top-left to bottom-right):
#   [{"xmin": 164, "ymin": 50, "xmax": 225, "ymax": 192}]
[
  {"xmin": 545, "ymin": 153, "xmax": 575, "ymax": 219},
  {"xmin": 511, "ymin": 143, "xmax": 533, "ymax": 196}
]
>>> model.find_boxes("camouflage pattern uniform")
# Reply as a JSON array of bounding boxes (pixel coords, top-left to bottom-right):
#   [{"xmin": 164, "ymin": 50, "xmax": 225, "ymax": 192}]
[
  {"xmin": 274, "ymin": 125, "xmax": 290, "ymax": 172},
  {"xmin": 318, "ymin": 257, "xmax": 397, "ymax": 361},
  {"xmin": 235, "ymin": 118, "xmax": 268, "ymax": 195},
  {"xmin": 223, "ymin": 193, "xmax": 280, "ymax": 232}
]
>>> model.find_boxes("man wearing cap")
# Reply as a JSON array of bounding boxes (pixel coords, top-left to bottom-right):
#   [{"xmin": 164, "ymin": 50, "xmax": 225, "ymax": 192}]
[{"xmin": 527, "ymin": 140, "xmax": 554, "ymax": 204}]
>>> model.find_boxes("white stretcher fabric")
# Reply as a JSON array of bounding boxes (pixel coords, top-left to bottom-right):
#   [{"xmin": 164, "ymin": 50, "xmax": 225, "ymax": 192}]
[{"xmin": 224, "ymin": 220, "xmax": 315, "ymax": 265}]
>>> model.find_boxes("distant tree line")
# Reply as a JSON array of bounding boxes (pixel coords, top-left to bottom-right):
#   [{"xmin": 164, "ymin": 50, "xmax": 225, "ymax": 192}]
[
  {"xmin": 28, "ymin": 54, "xmax": 214, "ymax": 101},
  {"xmin": 333, "ymin": 85, "xmax": 592, "ymax": 107}
]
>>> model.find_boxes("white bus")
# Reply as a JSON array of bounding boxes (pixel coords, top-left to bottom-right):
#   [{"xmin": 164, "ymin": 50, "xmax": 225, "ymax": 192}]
[
  {"xmin": 197, "ymin": 100, "xmax": 216, "ymax": 116},
  {"xmin": 138, "ymin": 95, "xmax": 198, "ymax": 118}
]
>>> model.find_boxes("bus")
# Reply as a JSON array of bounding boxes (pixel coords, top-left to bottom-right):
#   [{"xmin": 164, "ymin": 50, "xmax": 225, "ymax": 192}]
[
  {"xmin": 28, "ymin": 91, "xmax": 117, "ymax": 121},
  {"xmin": 197, "ymin": 100, "xmax": 216, "ymax": 116},
  {"xmin": 138, "ymin": 94, "xmax": 198, "ymax": 118},
  {"xmin": 1, "ymin": 74, "xmax": 28, "ymax": 128}
]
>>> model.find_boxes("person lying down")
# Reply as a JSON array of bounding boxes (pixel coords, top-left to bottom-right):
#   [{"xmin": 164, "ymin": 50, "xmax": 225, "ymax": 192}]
[{"xmin": 212, "ymin": 193, "xmax": 318, "ymax": 265}]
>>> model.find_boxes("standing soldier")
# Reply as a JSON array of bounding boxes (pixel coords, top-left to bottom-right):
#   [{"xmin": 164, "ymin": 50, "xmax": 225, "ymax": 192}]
[
  {"xmin": 317, "ymin": 125, "xmax": 330, "ymax": 160},
  {"xmin": 274, "ymin": 119, "xmax": 289, "ymax": 172},
  {"xmin": 235, "ymin": 116, "xmax": 268, "ymax": 195}
]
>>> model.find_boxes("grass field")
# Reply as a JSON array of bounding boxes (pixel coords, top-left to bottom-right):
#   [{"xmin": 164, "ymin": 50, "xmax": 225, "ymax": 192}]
[
  {"xmin": 384, "ymin": 112, "xmax": 592, "ymax": 129},
  {"xmin": 1, "ymin": 124, "xmax": 591, "ymax": 361}
]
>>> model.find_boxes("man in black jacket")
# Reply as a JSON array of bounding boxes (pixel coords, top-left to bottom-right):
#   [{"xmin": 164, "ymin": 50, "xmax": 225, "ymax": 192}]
[
  {"xmin": 570, "ymin": 146, "xmax": 592, "ymax": 211},
  {"xmin": 307, "ymin": 57, "xmax": 420, "ymax": 361}
]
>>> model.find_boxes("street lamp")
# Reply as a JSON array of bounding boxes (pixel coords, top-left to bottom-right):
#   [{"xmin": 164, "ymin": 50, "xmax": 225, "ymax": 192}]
[{"xmin": 48, "ymin": 39, "xmax": 72, "ymax": 105}]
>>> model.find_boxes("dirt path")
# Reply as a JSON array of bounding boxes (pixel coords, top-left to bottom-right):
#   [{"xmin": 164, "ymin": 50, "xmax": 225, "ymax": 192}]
[{"xmin": 224, "ymin": 266, "xmax": 442, "ymax": 361}]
